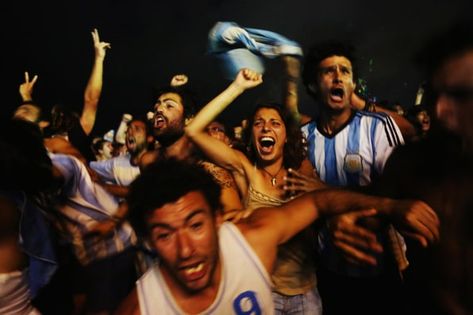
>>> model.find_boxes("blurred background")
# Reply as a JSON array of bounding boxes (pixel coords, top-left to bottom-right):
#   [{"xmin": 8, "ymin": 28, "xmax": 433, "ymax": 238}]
[{"xmin": 2, "ymin": 0, "xmax": 470, "ymax": 134}]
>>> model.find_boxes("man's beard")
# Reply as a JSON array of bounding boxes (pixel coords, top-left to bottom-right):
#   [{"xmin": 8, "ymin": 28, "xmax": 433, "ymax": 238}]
[{"xmin": 154, "ymin": 127, "xmax": 185, "ymax": 147}]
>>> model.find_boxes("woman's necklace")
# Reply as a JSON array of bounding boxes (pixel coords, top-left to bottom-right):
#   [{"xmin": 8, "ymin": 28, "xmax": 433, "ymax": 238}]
[{"xmin": 260, "ymin": 164, "xmax": 284, "ymax": 186}]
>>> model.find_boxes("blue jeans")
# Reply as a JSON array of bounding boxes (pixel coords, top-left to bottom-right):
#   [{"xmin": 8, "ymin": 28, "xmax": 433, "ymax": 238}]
[{"xmin": 272, "ymin": 286, "xmax": 323, "ymax": 315}]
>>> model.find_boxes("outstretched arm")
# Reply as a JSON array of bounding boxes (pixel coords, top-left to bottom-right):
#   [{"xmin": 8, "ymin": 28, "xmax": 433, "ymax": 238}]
[
  {"xmin": 185, "ymin": 69, "xmax": 262, "ymax": 177},
  {"xmin": 240, "ymin": 188, "xmax": 439, "ymax": 272},
  {"xmin": 81, "ymin": 28, "xmax": 111, "ymax": 135},
  {"xmin": 44, "ymin": 137, "xmax": 88, "ymax": 165}
]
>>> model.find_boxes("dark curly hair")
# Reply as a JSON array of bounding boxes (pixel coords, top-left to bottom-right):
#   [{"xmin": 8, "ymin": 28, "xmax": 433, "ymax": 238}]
[
  {"xmin": 242, "ymin": 103, "xmax": 306, "ymax": 170},
  {"xmin": 127, "ymin": 158, "xmax": 222, "ymax": 237},
  {"xmin": 152, "ymin": 86, "xmax": 199, "ymax": 119}
]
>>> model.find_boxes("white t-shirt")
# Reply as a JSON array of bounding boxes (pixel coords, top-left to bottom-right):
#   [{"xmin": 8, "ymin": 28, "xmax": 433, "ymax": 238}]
[{"xmin": 137, "ymin": 222, "xmax": 274, "ymax": 315}]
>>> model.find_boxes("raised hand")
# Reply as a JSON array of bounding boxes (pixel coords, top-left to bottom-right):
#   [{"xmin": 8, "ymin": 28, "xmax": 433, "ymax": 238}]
[
  {"xmin": 170, "ymin": 74, "xmax": 189, "ymax": 87},
  {"xmin": 91, "ymin": 28, "xmax": 111, "ymax": 59},
  {"xmin": 233, "ymin": 68, "xmax": 263, "ymax": 90},
  {"xmin": 19, "ymin": 71, "xmax": 38, "ymax": 101}
]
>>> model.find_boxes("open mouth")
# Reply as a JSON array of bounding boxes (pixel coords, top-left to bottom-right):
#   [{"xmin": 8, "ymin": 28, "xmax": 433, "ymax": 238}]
[
  {"xmin": 258, "ymin": 136, "xmax": 275, "ymax": 154},
  {"xmin": 179, "ymin": 262, "xmax": 206, "ymax": 282},
  {"xmin": 330, "ymin": 87, "xmax": 345, "ymax": 102},
  {"xmin": 154, "ymin": 115, "xmax": 166, "ymax": 129},
  {"xmin": 126, "ymin": 137, "xmax": 136, "ymax": 147}
]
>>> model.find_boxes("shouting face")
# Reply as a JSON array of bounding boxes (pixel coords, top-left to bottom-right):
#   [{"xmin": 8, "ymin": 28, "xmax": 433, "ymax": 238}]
[
  {"xmin": 147, "ymin": 191, "xmax": 221, "ymax": 294},
  {"xmin": 317, "ymin": 55, "xmax": 356, "ymax": 112},
  {"xmin": 251, "ymin": 107, "xmax": 287, "ymax": 164},
  {"xmin": 153, "ymin": 92, "xmax": 186, "ymax": 143},
  {"xmin": 126, "ymin": 120, "xmax": 148, "ymax": 154}
]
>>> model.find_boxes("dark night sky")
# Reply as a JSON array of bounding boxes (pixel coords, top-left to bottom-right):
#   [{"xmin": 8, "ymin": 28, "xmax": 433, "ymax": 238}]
[{"xmin": 2, "ymin": 0, "xmax": 471, "ymax": 136}]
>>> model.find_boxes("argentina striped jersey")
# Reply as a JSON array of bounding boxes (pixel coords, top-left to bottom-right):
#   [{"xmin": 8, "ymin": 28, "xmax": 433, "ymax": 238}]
[
  {"xmin": 50, "ymin": 153, "xmax": 137, "ymax": 266},
  {"xmin": 301, "ymin": 110, "xmax": 404, "ymax": 187}
]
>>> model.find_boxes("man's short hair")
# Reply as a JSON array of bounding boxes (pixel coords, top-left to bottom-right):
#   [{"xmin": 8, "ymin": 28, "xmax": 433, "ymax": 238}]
[
  {"xmin": 127, "ymin": 158, "xmax": 222, "ymax": 237},
  {"xmin": 302, "ymin": 40, "xmax": 358, "ymax": 97}
]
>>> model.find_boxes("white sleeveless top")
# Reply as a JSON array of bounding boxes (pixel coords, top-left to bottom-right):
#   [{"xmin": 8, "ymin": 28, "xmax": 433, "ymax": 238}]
[{"xmin": 137, "ymin": 222, "xmax": 274, "ymax": 314}]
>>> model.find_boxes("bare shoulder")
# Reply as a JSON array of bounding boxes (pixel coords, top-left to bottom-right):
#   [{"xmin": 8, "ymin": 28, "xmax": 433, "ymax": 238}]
[
  {"xmin": 140, "ymin": 150, "xmax": 159, "ymax": 169},
  {"xmin": 44, "ymin": 137, "xmax": 68, "ymax": 151},
  {"xmin": 113, "ymin": 286, "xmax": 140, "ymax": 315}
]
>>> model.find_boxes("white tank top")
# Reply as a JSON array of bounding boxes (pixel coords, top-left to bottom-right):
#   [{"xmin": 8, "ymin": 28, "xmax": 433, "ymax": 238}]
[{"xmin": 137, "ymin": 222, "xmax": 274, "ymax": 314}]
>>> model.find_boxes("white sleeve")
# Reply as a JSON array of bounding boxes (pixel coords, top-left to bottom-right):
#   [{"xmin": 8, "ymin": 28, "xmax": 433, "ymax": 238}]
[{"xmin": 89, "ymin": 159, "xmax": 115, "ymax": 183}]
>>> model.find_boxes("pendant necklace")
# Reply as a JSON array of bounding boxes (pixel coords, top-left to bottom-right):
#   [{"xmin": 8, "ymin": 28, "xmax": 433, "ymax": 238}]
[{"xmin": 260, "ymin": 164, "xmax": 284, "ymax": 186}]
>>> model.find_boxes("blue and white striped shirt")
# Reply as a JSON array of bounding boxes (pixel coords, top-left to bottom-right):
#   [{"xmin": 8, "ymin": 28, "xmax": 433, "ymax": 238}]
[
  {"xmin": 301, "ymin": 110, "xmax": 403, "ymax": 187},
  {"xmin": 302, "ymin": 110, "xmax": 404, "ymax": 276},
  {"xmin": 50, "ymin": 153, "xmax": 136, "ymax": 266}
]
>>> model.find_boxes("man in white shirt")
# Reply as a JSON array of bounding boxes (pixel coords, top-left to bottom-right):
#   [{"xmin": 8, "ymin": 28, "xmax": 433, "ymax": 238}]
[{"xmin": 114, "ymin": 159, "xmax": 438, "ymax": 315}]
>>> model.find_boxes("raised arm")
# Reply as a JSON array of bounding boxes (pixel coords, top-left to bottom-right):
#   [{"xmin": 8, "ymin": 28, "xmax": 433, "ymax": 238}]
[
  {"xmin": 185, "ymin": 69, "xmax": 262, "ymax": 176},
  {"xmin": 170, "ymin": 74, "xmax": 189, "ymax": 87},
  {"xmin": 81, "ymin": 28, "xmax": 111, "ymax": 135},
  {"xmin": 15, "ymin": 71, "xmax": 45, "ymax": 125},
  {"xmin": 44, "ymin": 137, "xmax": 88, "ymax": 165},
  {"xmin": 281, "ymin": 56, "xmax": 312, "ymax": 125},
  {"xmin": 19, "ymin": 71, "xmax": 38, "ymax": 102}
]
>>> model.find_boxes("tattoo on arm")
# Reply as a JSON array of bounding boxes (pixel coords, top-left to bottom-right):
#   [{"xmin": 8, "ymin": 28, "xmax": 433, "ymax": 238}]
[{"xmin": 201, "ymin": 162, "xmax": 236, "ymax": 189}]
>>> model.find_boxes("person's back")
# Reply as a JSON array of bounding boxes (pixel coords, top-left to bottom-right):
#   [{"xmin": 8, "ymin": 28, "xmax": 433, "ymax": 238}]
[
  {"xmin": 51, "ymin": 153, "xmax": 136, "ymax": 265},
  {"xmin": 50, "ymin": 153, "xmax": 138, "ymax": 313}
]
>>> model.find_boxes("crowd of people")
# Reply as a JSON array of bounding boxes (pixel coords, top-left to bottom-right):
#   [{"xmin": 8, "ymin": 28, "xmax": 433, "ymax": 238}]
[{"xmin": 1, "ymin": 20, "xmax": 472, "ymax": 315}]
